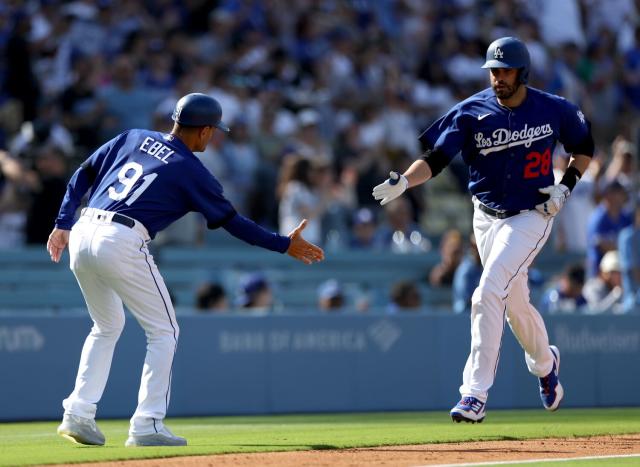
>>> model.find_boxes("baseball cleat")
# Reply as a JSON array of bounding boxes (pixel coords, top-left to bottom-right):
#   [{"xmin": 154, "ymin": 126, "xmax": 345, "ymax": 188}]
[
  {"xmin": 450, "ymin": 396, "xmax": 486, "ymax": 423},
  {"xmin": 539, "ymin": 345, "xmax": 564, "ymax": 411},
  {"xmin": 125, "ymin": 426, "xmax": 187, "ymax": 447},
  {"xmin": 57, "ymin": 414, "xmax": 105, "ymax": 446}
]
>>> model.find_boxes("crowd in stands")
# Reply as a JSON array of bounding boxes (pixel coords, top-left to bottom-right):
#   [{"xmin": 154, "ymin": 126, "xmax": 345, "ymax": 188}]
[{"xmin": 0, "ymin": 0, "xmax": 638, "ymax": 313}]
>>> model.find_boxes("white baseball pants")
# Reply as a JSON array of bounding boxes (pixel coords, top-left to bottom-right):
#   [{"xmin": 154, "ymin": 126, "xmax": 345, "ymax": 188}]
[
  {"xmin": 460, "ymin": 202, "xmax": 556, "ymax": 402},
  {"xmin": 63, "ymin": 208, "xmax": 179, "ymax": 435}
]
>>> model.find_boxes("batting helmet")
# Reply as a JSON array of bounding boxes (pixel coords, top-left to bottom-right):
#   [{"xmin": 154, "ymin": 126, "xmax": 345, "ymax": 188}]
[
  {"xmin": 171, "ymin": 93, "xmax": 230, "ymax": 132},
  {"xmin": 481, "ymin": 36, "xmax": 530, "ymax": 84}
]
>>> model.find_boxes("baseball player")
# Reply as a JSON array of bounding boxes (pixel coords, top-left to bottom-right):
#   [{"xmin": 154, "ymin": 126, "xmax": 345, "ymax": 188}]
[
  {"xmin": 47, "ymin": 93, "xmax": 324, "ymax": 446},
  {"xmin": 373, "ymin": 37, "xmax": 593, "ymax": 423}
]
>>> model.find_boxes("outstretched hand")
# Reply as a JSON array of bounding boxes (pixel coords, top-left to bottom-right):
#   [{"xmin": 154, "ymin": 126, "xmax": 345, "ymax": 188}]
[
  {"xmin": 47, "ymin": 228, "xmax": 70, "ymax": 263},
  {"xmin": 286, "ymin": 219, "xmax": 325, "ymax": 265}
]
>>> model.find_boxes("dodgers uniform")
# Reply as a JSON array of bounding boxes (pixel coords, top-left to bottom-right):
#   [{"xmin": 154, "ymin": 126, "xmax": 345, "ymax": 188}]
[
  {"xmin": 55, "ymin": 129, "xmax": 290, "ymax": 438},
  {"xmin": 419, "ymin": 86, "xmax": 591, "ymax": 403},
  {"xmin": 372, "ymin": 36, "xmax": 593, "ymax": 423}
]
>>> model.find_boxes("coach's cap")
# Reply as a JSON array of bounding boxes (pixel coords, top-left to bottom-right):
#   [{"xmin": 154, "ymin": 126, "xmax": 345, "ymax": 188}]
[
  {"xmin": 172, "ymin": 93, "xmax": 230, "ymax": 132},
  {"xmin": 600, "ymin": 251, "xmax": 621, "ymax": 274}
]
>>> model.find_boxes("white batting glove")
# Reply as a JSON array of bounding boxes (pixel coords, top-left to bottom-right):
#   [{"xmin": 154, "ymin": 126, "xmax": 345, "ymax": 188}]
[
  {"xmin": 535, "ymin": 183, "xmax": 570, "ymax": 217},
  {"xmin": 372, "ymin": 171, "xmax": 408, "ymax": 206}
]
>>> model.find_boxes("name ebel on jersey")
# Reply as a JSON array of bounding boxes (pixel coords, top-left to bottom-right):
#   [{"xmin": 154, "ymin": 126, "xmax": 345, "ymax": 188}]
[{"xmin": 475, "ymin": 123, "xmax": 553, "ymax": 156}]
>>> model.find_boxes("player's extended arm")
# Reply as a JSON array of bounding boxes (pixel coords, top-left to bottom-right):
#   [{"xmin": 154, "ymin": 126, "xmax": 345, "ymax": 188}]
[
  {"xmin": 372, "ymin": 159, "xmax": 433, "ymax": 206},
  {"xmin": 535, "ymin": 154, "xmax": 591, "ymax": 216},
  {"xmin": 223, "ymin": 214, "xmax": 324, "ymax": 264}
]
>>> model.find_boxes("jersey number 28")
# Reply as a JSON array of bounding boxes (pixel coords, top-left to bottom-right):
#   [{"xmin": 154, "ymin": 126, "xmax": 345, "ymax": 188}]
[
  {"xmin": 108, "ymin": 162, "xmax": 158, "ymax": 206},
  {"xmin": 523, "ymin": 148, "xmax": 551, "ymax": 179}
]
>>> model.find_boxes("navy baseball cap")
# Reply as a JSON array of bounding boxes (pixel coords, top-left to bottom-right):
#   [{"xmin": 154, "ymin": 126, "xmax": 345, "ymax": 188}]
[
  {"xmin": 171, "ymin": 93, "xmax": 230, "ymax": 132},
  {"xmin": 237, "ymin": 273, "xmax": 269, "ymax": 306},
  {"xmin": 482, "ymin": 36, "xmax": 531, "ymax": 84}
]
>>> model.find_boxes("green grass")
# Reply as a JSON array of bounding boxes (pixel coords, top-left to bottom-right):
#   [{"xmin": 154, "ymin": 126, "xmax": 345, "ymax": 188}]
[{"xmin": 1, "ymin": 408, "xmax": 639, "ymax": 466}]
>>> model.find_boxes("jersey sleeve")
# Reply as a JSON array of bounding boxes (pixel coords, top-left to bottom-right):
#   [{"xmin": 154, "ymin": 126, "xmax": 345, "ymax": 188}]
[
  {"xmin": 188, "ymin": 166, "xmax": 237, "ymax": 229},
  {"xmin": 558, "ymin": 100, "xmax": 592, "ymax": 156},
  {"xmin": 418, "ymin": 107, "xmax": 468, "ymax": 159},
  {"xmin": 54, "ymin": 133, "xmax": 125, "ymax": 230}
]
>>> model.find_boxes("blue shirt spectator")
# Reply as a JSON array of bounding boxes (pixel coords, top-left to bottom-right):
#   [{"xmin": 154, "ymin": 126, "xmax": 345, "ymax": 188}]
[
  {"xmin": 618, "ymin": 203, "xmax": 640, "ymax": 312},
  {"xmin": 586, "ymin": 181, "xmax": 632, "ymax": 278},
  {"xmin": 538, "ymin": 263, "xmax": 587, "ymax": 314},
  {"xmin": 98, "ymin": 56, "xmax": 164, "ymax": 139}
]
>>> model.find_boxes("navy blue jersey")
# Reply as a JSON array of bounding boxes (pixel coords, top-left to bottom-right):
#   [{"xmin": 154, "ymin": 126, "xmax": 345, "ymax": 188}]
[
  {"xmin": 55, "ymin": 129, "xmax": 290, "ymax": 252},
  {"xmin": 419, "ymin": 87, "xmax": 590, "ymax": 211}
]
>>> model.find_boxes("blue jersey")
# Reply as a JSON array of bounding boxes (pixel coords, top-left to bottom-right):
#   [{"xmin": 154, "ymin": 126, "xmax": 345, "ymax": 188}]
[
  {"xmin": 55, "ymin": 129, "xmax": 290, "ymax": 252},
  {"xmin": 419, "ymin": 87, "xmax": 590, "ymax": 211}
]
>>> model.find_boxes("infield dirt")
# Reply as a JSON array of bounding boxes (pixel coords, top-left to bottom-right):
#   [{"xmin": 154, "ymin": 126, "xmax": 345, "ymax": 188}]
[{"xmin": 58, "ymin": 433, "xmax": 640, "ymax": 466}]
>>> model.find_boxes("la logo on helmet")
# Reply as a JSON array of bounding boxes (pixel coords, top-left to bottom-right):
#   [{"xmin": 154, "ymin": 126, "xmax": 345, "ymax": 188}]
[{"xmin": 494, "ymin": 47, "xmax": 503, "ymax": 59}]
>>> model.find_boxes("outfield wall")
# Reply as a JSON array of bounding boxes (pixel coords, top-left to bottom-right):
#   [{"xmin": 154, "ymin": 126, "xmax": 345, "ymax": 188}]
[{"xmin": 1, "ymin": 313, "xmax": 639, "ymax": 421}]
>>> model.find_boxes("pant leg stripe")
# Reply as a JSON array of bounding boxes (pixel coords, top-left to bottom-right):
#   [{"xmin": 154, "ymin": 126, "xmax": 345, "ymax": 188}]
[
  {"xmin": 502, "ymin": 218, "xmax": 552, "ymax": 299},
  {"xmin": 140, "ymin": 241, "xmax": 177, "ymax": 420}
]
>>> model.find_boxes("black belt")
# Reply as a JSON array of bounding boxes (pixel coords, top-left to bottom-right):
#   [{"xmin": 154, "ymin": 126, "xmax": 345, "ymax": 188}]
[
  {"xmin": 477, "ymin": 203, "xmax": 528, "ymax": 219},
  {"xmin": 111, "ymin": 213, "xmax": 135, "ymax": 228},
  {"xmin": 86, "ymin": 209, "xmax": 136, "ymax": 228}
]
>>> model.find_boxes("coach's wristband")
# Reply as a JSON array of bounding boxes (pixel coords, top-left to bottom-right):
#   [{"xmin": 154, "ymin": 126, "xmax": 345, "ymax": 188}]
[{"xmin": 559, "ymin": 166, "xmax": 582, "ymax": 192}]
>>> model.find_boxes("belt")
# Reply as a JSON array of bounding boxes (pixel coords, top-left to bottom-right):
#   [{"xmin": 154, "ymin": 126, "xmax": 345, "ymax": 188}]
[
  {"xmin": 477, "ymin": 203, "xmax": 528, "ymax": 219},
  {"xmin": 81, "ymin": 208, "xmax": 135, "ymax": 228},
  {"xmin": 81, "ymin": 207, "xmax": 150, "ymax": 241}
]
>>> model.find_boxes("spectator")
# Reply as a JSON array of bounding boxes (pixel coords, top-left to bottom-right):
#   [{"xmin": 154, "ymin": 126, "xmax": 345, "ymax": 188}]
[
  {"xmin": 583, "ymin": 250, "xmax": 624, "ymax": 313},
  {"xmin": 0, "ymin": 150, "xmax": 32, "ymax": 247},
  {"xmin": 388, "ymin": 280, "xmax": 421, "ymax": 313},
  {"xmin": 539, "ymin": 263, "xmax": 587, "ymax": 314},
  {"xmin": 429, "ymin": 228, "xmax": 464, "ymax": 287},
  {"xmin": 277, "ymin": 155, "xmax": 327, "ymax": 245},
  {"xmin": 622, "ymin": 25, "xmax": 640, "ymax": 111},
  {"xmin": 286, "ymin": 108, "xmax": 333, "ymax": 163},
  {"xmin": 586, "ymin": 180, "xmax": 632, "ymax": 278},
  {"xmin": 552, "ymin": 151, "xmax": 597, "ymax": 253},
  {"xmin": 60, "ymin": 55, "xmax": 105, "ymax": 151},
  {"xmin": 452, "ymin": 233, "xmax": 482, "ymax": 314},
  {"xmin": 220, "ymin": 118, "xmax": 260, "ymax": 212},
  {"xmin": 603, "ymin": 137, "xmax": 637, "ymax": 194},
  {"xmin": 378, "ymin": 197, "xmax": 429, "ymax": 254},
  {"xmin": 237, "ymin": 273, "xmax": 273, "ymax": 312},
  {"xmin": 618, "ymin": 202, "xmax": 640, "ymax": 312},
  {"xmin": 98, "ymin": 55, "xmax": 162, "ymax": 139},
  {"xmin": 195, "ymin": 282, "xmax": 228, "ymax": 312},
  {"xmin": 9, "ymin": 98, "xmax": 74, "ymax": 159},
  {"xmin": 3, "ymin": 11, "xmax": 41, "ymax": 122},
  {"xmin": 25, "ymin": 146, "xmax": 68, "ymax": 244},
  {"xmin": 317, "ymin": 279, "xmax": 345, "ymax": 312},
  {"xmin": 349, "ymin": 207, "xmax": 382, "ymax": 250}
]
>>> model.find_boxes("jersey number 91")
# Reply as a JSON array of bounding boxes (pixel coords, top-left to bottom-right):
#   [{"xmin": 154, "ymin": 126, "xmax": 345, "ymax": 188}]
[{"xmin": 108, "ymin": 162, "xmax": 158, "ymax": 206}]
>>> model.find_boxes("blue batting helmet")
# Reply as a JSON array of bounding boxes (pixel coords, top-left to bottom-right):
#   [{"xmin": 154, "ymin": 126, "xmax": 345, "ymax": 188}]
[
  {"xmin": 481, "ymin": 36, "xmax": 530, "ymax": 84},
  {"xmin": 171, "ymin": 93, "xmax": 229, "ymax": 132}
]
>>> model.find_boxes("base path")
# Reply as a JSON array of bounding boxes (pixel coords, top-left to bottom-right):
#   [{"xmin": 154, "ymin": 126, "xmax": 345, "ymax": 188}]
[{"xmin": 69, "ymin": 434, "xmax": 640, "ymax": 467}]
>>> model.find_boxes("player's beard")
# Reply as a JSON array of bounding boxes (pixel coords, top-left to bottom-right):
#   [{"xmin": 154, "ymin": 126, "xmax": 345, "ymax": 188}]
[{"xmin": 492, "ymin": 81, "xmax": 520, "ymax": 100}]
